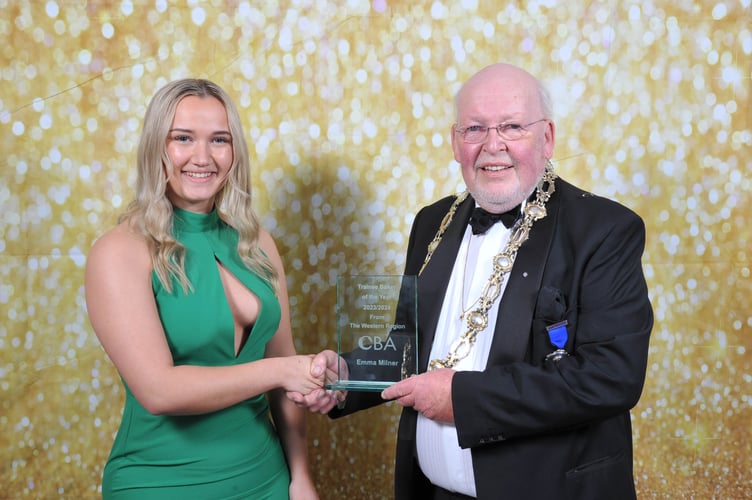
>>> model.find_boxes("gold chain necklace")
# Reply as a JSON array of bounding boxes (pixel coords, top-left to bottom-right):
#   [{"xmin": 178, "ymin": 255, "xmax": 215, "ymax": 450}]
[
  {"xmin": 459, "ymin": 242, "xmax": 480, "ymax": 320},
  {"xmin": 421, "ymin": 163, "xmax": 557, "ymax": 370}
]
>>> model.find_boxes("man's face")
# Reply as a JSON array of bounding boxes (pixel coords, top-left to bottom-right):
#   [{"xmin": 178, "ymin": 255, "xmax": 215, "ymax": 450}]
[{"xmin": 451, "ymin": 66, "xmax": 555, "ymax": 213}]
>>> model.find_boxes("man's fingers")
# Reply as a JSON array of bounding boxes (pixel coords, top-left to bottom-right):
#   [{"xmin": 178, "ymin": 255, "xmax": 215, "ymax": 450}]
[
  {"xmin": 382, "ymin": 382, "xmax": 407, "ymax": 401},
  {"xmin": 286, "ymin": 391, "xmax": 303, "ymax": 403},
  {"xmin": 385, "ymin": 377, "xmax": 412, "ymax": 396}
]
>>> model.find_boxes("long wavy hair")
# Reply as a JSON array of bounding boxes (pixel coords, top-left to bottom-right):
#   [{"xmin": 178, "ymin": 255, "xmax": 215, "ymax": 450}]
[{"xmin": 119, "ymin": 78, "xmax": 278, "ymax": 295}]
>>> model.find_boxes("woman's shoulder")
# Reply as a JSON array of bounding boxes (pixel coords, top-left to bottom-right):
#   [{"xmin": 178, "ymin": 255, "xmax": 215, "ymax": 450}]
[
  {"xmin": 87, "ymin": 220, "xmax": 151, "ymax": 270},
  {"xmin": 256, "ymin": 227, "xmax": 281, "ymax": 262}
]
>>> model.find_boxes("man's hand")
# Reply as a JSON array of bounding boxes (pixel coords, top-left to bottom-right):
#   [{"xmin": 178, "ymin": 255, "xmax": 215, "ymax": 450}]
[
  {"xmin": 381, "ymin": 368, "xmax": 455, "ymax": 423},
  {"xmin": 286, "ymin": 349, "xmax": 348, "ymax": 414}
]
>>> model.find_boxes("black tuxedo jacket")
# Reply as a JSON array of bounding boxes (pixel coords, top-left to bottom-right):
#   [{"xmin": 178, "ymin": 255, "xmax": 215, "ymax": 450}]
[{"xmin": 337, "ymin": 178, "xmax": 653, "ymax": 500}]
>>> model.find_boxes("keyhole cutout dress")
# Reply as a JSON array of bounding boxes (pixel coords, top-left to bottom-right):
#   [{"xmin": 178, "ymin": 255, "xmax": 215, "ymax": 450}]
[{"xmin": 102, "ymin": 207, "xmax": 290, "ymax": 499}]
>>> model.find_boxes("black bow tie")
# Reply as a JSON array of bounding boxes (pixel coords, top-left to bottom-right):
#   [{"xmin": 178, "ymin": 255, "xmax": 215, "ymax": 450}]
[{"xmin": 469, "ymin": 205, "xmax": 520, "ymax": 235}]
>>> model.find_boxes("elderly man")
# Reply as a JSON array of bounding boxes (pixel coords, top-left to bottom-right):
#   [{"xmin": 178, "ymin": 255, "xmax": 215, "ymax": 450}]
[{"xmin": 291, "ymin": 62, "xmax": 653, "ymax": 500}]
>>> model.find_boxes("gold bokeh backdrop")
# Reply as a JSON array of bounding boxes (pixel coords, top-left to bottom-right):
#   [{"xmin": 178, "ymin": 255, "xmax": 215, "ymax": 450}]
[{"xmin": 1, "ymin": 1, "xmax": 750, "ymax": 498}]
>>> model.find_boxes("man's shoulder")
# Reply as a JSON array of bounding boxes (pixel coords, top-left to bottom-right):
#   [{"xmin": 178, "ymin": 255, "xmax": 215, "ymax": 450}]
[
  {"xmin": 555, "ymin": 178, "xmax": 643, "ymax": 222},
  {"xmin": 421, "ymin": 193, "xmax": 464, "ymax": 212},
  {"xmin": 415, "ymin": 193, "xmax": 468, "ymax": 222},
  {"xmin": 409, "ymin": 193, "xmax": 470, "ymax": 239}
]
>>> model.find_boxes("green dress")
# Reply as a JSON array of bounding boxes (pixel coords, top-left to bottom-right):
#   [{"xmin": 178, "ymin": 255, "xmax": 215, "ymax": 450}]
[{"xmin": 102, "ymin": 208, "xmax": 290, "ymax": 499}]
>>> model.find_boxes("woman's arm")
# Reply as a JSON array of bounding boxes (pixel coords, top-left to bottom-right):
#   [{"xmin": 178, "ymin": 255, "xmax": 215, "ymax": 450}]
[
  {"xmin": 84, "ymin": 223, "xmax": 322, "ymax": 416},
  {"xmin": 260, "ymin": 230, "xmax": 319, "ymax": 499},
  {"xmin": 269, "ymin": 388, "xmax": 318, "ymax": 499}
]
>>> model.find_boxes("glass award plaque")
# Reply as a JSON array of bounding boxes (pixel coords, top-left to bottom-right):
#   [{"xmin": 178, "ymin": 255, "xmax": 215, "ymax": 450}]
[{"xmin": 326, "ymin": 275, "xmax": 418, "ymax": 391}]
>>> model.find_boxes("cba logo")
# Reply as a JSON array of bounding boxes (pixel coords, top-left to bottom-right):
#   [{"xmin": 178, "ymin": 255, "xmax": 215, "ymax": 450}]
[{"xmin": 357, "ymin": 335, "xmax": 397, "ymax": 351}]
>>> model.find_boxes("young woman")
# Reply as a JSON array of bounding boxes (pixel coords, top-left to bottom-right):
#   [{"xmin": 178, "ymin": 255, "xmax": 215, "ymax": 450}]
[{"xmin": 85, "ymin": 79, "xmax": 322, "ymax": 499}]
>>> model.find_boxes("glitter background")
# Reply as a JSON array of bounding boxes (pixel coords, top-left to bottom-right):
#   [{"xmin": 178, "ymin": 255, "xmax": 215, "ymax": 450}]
[{"xmin": 1, "ymin": 1, "xmax": 750, "ymax": 498}]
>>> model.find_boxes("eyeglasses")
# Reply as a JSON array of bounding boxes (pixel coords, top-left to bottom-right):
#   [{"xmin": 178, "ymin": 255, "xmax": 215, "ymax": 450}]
[{"xmin": 454, "ymin": 118, "xmax": 548, "ymax": 143}]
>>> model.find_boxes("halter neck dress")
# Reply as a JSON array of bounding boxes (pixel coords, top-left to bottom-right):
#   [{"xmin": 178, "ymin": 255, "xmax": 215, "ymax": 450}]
[{"xmin": 102, "ymin": 207, "xmax": 290, "ymax": 499}]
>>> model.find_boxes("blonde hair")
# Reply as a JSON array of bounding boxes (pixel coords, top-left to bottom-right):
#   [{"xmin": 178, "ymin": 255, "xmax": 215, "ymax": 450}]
[{"xmin": 120, "ymin": 78, "xmax": 278, "ymax": 294}]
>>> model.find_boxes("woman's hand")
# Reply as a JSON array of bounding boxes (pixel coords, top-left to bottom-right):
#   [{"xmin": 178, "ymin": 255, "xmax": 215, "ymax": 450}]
[
  {"xmin": 289, "ymin": 474, "xmax": 319, "ymax": 500},
  {"xmin": 281, "ymin": 355, "xmax": 326, "ymax": 394},
  {"xmin": 285, "ymin": 350, "xmax": 347, "ymax": 413}
]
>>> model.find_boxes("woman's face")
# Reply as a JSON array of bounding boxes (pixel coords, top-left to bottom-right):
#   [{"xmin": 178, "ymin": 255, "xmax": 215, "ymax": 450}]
[{"xmin": 164, "ymin": 95, "xmax": 233, "ymax": 213}]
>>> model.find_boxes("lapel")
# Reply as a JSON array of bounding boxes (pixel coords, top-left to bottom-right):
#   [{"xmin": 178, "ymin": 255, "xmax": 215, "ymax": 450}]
[
  {"xmin": 416, "ymin": 196, "xmax": 475, "ymax": 369},
  {"xmin": 487, "ymin": 184, "xmax": 561, "ymax": 364}
]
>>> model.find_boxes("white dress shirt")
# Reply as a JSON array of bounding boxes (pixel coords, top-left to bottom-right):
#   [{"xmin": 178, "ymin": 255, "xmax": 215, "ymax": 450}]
[{"xmin": 416, "ymin": 219, "xmax": 514, "ymax": 497}]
